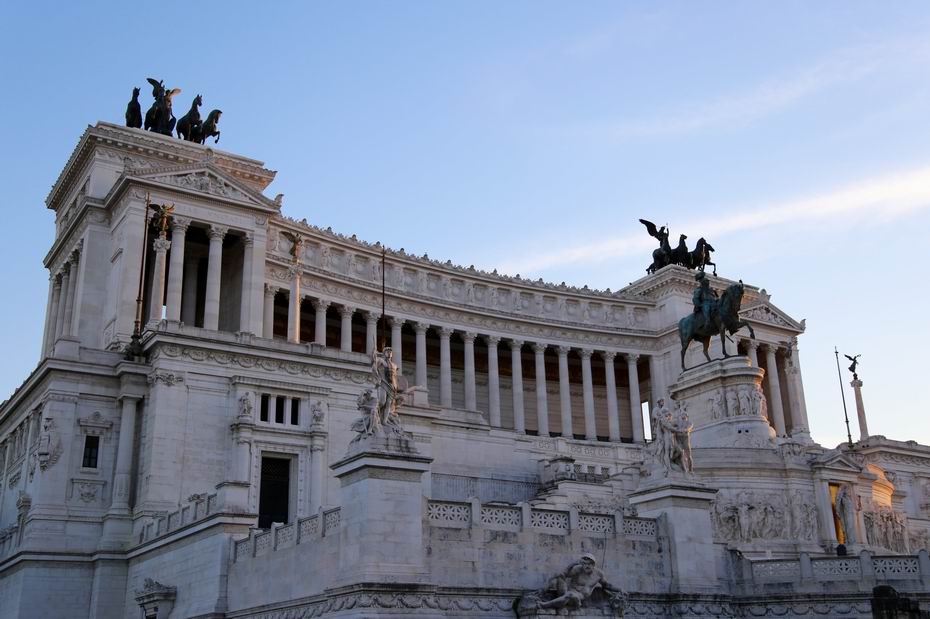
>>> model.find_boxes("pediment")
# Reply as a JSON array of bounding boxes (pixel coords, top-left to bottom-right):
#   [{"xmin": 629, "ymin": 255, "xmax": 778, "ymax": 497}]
[
  {"xmin": 131, "ymin": 163, "xmax": 277, "ymax": 210},
  {"xmin": 740, "ymin": 301, "xmax": 804, "ymax": 332},
  {"xmin": 812, "ymin": 450, "xmax": 862, "ymax": 473}
]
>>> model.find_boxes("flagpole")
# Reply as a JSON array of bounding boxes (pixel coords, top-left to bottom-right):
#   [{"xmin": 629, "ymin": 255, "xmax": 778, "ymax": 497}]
[
  {"xmin": 834, "ymin": 347, "xmax": 853, "ymax": 446},
  {"xmin": 379, "ymin": 249, "xmax": 386, "ymax": 352}
]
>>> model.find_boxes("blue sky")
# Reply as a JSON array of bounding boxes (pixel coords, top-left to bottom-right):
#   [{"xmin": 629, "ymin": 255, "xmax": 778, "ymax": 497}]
[{"xmin": 1, "ymin": 2, "xmax": 928, "ymax": 446}]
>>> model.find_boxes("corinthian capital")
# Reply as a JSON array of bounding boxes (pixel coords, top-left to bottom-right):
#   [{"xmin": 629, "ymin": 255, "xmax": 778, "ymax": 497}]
[{"xmin": 208, "ymin": 225, "xmax": 228, "ymax": 240}]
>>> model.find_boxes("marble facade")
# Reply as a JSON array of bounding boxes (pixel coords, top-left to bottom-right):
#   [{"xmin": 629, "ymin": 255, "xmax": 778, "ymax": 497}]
[{"xmin": 0, "ymin": 122, "xmax": 928, "ymax": 618}]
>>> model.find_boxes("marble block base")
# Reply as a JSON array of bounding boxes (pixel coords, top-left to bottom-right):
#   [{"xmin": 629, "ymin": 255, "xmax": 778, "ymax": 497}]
[{"xmin": 669, "ymin": 356, "xmax": 775, "ymax": 449}]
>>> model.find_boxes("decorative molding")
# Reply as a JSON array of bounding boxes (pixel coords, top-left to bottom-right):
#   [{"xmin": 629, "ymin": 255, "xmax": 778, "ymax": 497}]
[
  {"xmin": 148, "ymin": 372, "xmax": 185, "ymax": 387},
  {"xmin": 77, "ymin": 412, "xmax": 113, "ymax": 436}
]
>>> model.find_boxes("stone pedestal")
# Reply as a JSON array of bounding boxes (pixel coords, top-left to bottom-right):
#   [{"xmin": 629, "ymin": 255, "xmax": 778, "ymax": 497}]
[
  {"xmin": 629, "ymin": 477, "xmax": 720, "ymax": 593},
  {"xmin": 331, "ymin": 435, "xmax": 432, "ymax": 585},
  {"xmin": 669, "ymin": 356, "xmax": 775, "ymax": 449}
]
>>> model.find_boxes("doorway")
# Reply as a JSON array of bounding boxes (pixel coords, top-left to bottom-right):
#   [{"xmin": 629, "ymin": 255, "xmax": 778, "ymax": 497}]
[{"xmin": 258, "ymin": 456, "xmax": 291, "ymax": 528}]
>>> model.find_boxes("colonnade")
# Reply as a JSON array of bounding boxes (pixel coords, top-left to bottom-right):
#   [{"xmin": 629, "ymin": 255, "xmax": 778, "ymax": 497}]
[
  {"xmin": 743, "ymin": 339, "xmax": 810, "ymax": 440},
  {"xmin": 263, "ymin": 285, "xmax": 651, "ymax": 443}
]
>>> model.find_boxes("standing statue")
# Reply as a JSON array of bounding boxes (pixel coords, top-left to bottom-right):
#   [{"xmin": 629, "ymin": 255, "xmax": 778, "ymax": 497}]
[
  {"xmin": 176, "ymin": 94, "xmax": 203, "ymax": 142},
  {"xmin": 640, "ymin": 218, "xmax": 672, "ymax": 274},
  {"xmin": 836, "ymin": 484, "xmax": 859, "ymax": 545},
  {"xmin": 845, "ymin": 354, "xmax": 861, "ymax": 379},
  {"xmin": 143, "ymin": 78, "xmax": 181, "ymax": 136},
  {"xmin": 125, "ymin": 87, "xmax": 142, "ymax": 129},
  {"xmin": 650, "ymin": 397, "xmax": 693, "ymax": 475},
  {"xmin": 678, "ymin": 272, "xmax": 755, "ymax": 370},
  {"xmin": 516, "ymin": 554, "xmax": 626, "ymax": 614},
  {"xmin": 350, "ymin": 347, "xmax": 413, "ymax": 443}
]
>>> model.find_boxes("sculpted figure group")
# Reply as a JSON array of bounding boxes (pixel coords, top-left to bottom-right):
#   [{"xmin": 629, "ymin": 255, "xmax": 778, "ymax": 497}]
[
  {"xmin": 650, "ymin": 398, "xmax": 693, "ymax": 476},
  {"xmin": 350, "ymin": 347, "xmax": 413, "ymax": 443},
  {"xmin": 517, "ymin": 554, "xmax": 626, "ymax": 614},
  {"xmin": 125, "ymin": 78, "xmax": 222, "ymax": 144},
  {"xmin": 712, "ymin": 490, "xmax": 818, "ymax": 543},
  {"xmin": 710, "ymin": 386, "xmax": 767, "ymax": 420},
  {"xmin": 639, "ymin": 218, "xmax": 717, "ymax": 275}
]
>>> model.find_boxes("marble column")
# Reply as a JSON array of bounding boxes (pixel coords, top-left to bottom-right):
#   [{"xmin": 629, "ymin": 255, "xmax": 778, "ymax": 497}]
[
  {"xmin": 852, "ymin": 378, "xmax": 868, "ymax": 440},
  {"xmin": 602, "ymin": 352, "xmax": 621, "ymax": 442},
  {"xmin": 763, "ymin": 345, "xmax": 787, "ymax": 437},
  {"xmin": 340, "ymin": 306, "xmax": 356, "ymax": 352},
  {"xmin": 68, "ymin": 247, "xmax": 83, "ymax": 337},
  {"xmin": 510, "ymin": 340, "xmax": 526, "ymax": 434},
  {"xmin": 309, "ymin": 440, "xmax": 325, "ymax": 514},
  {"xmin": 463, "ymin": 332, "xmax": 477, "ymax": 411},
  {"xmin": 627, "ymin": 354, "xmax": 644, "ymax": 443},
  {"xmin": 181, "ymin": 253, "xmax": 198, "ymax": 325},
  {"xmin": 54, "ymin": 265, "xmax": 70, "ymax": 341},
  {"xmin": 148, "ymin": 235, "xmax": 171, "ymax": 324},
  {"xmin": 313, "ymin": 299, "xmax": 330, "ymax": 345},
  {"xmin": 165, "ymin": 217, "xmax": 189, "ymax": 322},
  {"xmin": 203, "ymin": 225, "xmax": 227, "ymax": 331},
  {"xmin": 785, "ymin": 338, "xmax": 811, "ymax": 438},
  {"xmin": 44, "ymin": 275, "xmax": 61, "ymax": 354},
  {"xmin": 439, "ymin": 327, "xmax": 453, "ymax": 407},
  {"xmin": 649, "ymin": 354, "xmax": 664, "ymax": 409},
  {"xmin": 389, "ymin": 318, "xmax": 403, "ymax": 370},
  {"xmin": 486, "ymin": 336, "xmax": 501, "ymax": 427},
  {"xmin": 263, "ymin": 284, "xmax": 276, "ymax": 338},
  {"xmin": 581, "ymin": 349, "xmax": 596, "ymax": 440},
  {"xmin": 815, "ymin": 480, "xmax": 838, "ymax": 545},
  {"xmin": 365, "ymin": 312, "xmax": 379, "ymax": 355},
  {"xmin": 111, "ymin": 396, "xmax": 140, "ymax": 512},
  {"xmin": 414, "ymin": 322, "xmax": 428, "ymax": 387},
  {"xmin": 746, "ymin": 340, "xmax": 760, "ymax": 367},
  {"xmin": 239, "ymin": 234, "xmax": 254, "ymax": 332},
  {"xmin": 532, "ymin": 343, "xmax": 550, "ymax": 436},
  {"xmin": 61, "ymin": 262, "xmax": 76, "ymax": 337},
  {"xmin": 287, "ymin": 267, "xmax": 301, "ymax": 343},
  {"xmin": 557, "ymin": 346, "xmax": 572, "ymax": 438}
]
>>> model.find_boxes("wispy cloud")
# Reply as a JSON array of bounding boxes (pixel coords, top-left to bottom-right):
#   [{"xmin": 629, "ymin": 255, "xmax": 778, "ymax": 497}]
[
  {"xmin": 562, "ymin": 39, "xmax": 930, "ymax": 141},
  {"xmin": 496, "ymin": 163, "xmax": 930, "ymax": 275}
]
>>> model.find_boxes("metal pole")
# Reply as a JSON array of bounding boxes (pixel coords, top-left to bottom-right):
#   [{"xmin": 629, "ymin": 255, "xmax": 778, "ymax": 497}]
[
  {"xmin": 834, "ymin": 347, "xmax": 853, "ymax": 446},
  {"xmin": 133, "ymin": 194, "xmax": 153, "ymax": 338},
  {"xmin": 379, "ymin": 249, "xmax": 386, "ymax": 351}
]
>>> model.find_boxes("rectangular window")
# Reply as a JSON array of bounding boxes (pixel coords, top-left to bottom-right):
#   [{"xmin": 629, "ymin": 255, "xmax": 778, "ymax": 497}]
[
  {"xmin": 290, "ymin": 399, "xmax": 300, "ymax": 425},
  {"xmin": 275, "ymin": 397, "xmax": 285, "ymax": 424},
  {"xmin": 258, "ymin": 456, "xmax": 290, "ymax": 528},
  {"xmin": 82, "ymin": 435, "xmax": 100, "ymax": 469},
  {"xmin": 260, "ymin": 394, "xmax": 269, "ymax": 422}
]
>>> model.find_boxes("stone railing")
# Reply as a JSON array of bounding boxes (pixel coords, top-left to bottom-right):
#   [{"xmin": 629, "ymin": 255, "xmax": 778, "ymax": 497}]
[
  {"xmin": 426, "ymin": 499, "xmax": 657, "ymax": 539},
  {"xmin": 745, "ymin": 550, "xmax": 930, "ymax": 590},
  {"xmin": 138, "ymin": 492, "xmax": 219, "ymax": 545},
  {"xmin": 233, "ymin": 507, "xmax": 341, "ymax": 563}
]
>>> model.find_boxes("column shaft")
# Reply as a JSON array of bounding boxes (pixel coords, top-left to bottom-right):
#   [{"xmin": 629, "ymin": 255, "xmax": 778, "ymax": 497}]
[
  {"xmin": 439, "ymin": 328, "xmax": 452, "ymax": 407},
  {"xmin": 534, "ymin": 344, "xmax": 550, "ymax": 436},
  {"xmin": 181, "ymin": 254, "xmax": 198, "ymax": 324},
  {"xmin": 239, "ymin": 235, "xmax": 254, "ymax": 331},
  {"xmin": 165, "ymin": 219, "xmax": 188, "ymax": 322},
  {"xmin": 487, "ymin": 337, "xmax": 501, "ymax": 427},
  {"xmin": 627, "ymin": 354, "xmax": 644, "ymax": 443},
  {"xmin": 747, "ymin": 341, "xmax": 760, "ymax": 367},
  {"xmin": 414, "ymin": 323, "xmax": 428, "ymax": 386},
  {"xmin": 54, "ymin": 267, "xmax": 70, "ymax": 341},
  {"xmin": 309, "ymin": 445, "xmax": 324, "ymax": 513},
  {"xmin": 263, "ymin": 285, "xmax": 276, "ymax": 338},
  {"xmin": 581, "ymin": 350, "xmax": 596, "ymax": 440},
  {"xmin": 60, "ymin": 266, "xmax": 74, "ymax": 337},
  {"xmin": 287, "ymin": 269, "xmax": 301, "ymax": 343},
  {"xmin": 603, "ymin": 353, "xmax": 621, "ymax": 441},
  {"xmin": 852, "ymin": 379, "xmax": 868, "ymax": 440},
  {"xmin": 203, "ymin": 226, "xmax": 227, "ymax": 330},
  {"xmin": 341, "ymin": 307, "xmax": 356, "ymax": 352},
  {"xmin": 511, "ymin": 341, "xmax": 525, "ymax": 433},
  {"xmin": 557, "ymin": 347, "xmax": 572, "ymax": 437},
  {"xmin": 68, "ymin": 251, "xmax": 82, "ymax": 337},
  {"xmin": 365, "ymin": 313, "xmax": 379, "ymax": 355},
  {"xmin": 463, "ymin": 333, "xmax": 477, "ymax": 410},
  {"xmin": 390, "ymin": 319, "xmax": 403, "ymax": 370},
  {"xmin": 764, "ymin": 346, "xmax": 787, "ymax": 436},
  {"xmin": 44, "ymin": 276, "xmax": 61, "ymax": 354},
  {"xmin": 313, "ymin": 299, "xmax": 330, "ymax": 345},
  {"xmin": 148, "ymin": 237, "xmax": 170, "ymax": 324}
]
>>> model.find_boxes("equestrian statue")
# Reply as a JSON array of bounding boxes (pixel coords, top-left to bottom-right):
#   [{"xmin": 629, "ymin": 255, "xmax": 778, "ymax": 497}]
[
  {"xmin": 639, "ymin": 218, "xmax": 717, "ymax": 275},
  {"xmin": 678, "ymin": 272, "xmax": 755, "ymax": 370}
]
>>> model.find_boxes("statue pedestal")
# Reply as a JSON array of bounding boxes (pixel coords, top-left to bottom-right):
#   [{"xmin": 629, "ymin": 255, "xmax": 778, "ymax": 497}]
[
  {"xmin": 330, "ymin": 435, "xmax": 432, "ymax": 585},
  {"xmin": 670, "ymin": 356, "xmax": 775, "ymax": 449},
  {"xmin": 629, "ymin": 477, "xmax": 720, "ymax": 593}
]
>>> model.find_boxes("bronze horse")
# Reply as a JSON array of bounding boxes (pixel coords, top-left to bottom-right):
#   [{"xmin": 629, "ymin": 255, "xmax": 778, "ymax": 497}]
[
  {"xmin": 678, "ymin": 281, "xmax": 755, "ymax": 370},
  {"xmin": 143, "ymin": 78, "xmax": 181, "ymax": 136},
  {"xmin": 198, "ymin": 109, "xmax": 222, "ymax": 144},
  {"xmin": 176, "ymin": 94, "xmax": 202, "ymax": 142}
]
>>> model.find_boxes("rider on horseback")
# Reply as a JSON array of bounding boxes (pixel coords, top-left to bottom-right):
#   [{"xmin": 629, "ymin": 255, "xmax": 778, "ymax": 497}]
[{"xmin": 692, "ymin": 272, "xmax": 717, "ymax": 332}]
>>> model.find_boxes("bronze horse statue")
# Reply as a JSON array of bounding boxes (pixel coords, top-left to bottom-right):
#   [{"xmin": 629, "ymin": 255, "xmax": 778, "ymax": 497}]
[
  {"xmin": 176, "ymin": 94, "xmax": 202, "ymax": 141},
  {"xmin": 125, "ymin": 87, "xmax": 142, "ymax": 128},
  {"xmin": 198, "ymin": 109, "xmax": 222, "ymax": 144},
  {"xmin": 678, "ymin": 281, "xmax": 755, "ymax": 370},
  {"xmin": 684, "ymin": 237, "xmax": 716, "ymax": 275}
]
